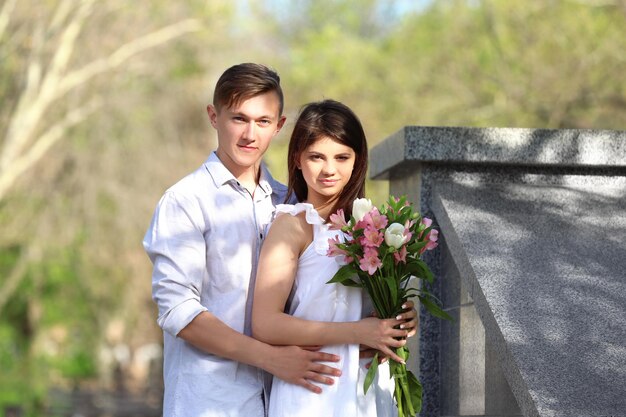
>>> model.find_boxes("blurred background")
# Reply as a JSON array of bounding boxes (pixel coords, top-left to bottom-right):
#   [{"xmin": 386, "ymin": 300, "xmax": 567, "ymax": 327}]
[{"xmin": 0, "ymin": 0, "xmax": 624, "ymax": 415}]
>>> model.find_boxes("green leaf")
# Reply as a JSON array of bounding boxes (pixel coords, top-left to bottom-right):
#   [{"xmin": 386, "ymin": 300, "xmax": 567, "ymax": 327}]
[
  {"xmin": 407, "ymin": 370, "xmax": 423, "ymax": 413},
  {"xmin": 407, "ymin": 240, "xmax": 427, "ymax": 253},
  {"xmin": 363, "ymin": 352, "xmax": 379, "ymax": 395},
  {"xmin": 405, "ymin": 259, "xmax": 434, "ymax": 283},
  {"xmin": 326, "ymin": 264, "xmax": 360, "ymax": 286},
  {"xmin": 383, "ymin": 275, "xmax": 398, "ymax": 305},
  {"xmin": 419, "ymin": 295, "xmax": 454, "ymax": 321}
]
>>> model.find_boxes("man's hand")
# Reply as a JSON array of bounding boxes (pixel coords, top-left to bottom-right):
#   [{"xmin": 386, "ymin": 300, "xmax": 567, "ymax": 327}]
[{"xmin": 263, "ymin": 345, "xmax": 341, "ymax": 394}]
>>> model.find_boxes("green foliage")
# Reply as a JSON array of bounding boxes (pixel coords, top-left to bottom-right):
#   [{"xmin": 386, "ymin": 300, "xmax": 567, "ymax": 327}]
[
  {"xmin": 0, "ymin": 241, "xmax": 116, "ymax": 413},
  {"xmin": 0, "ymin": 0, "xmax": 623, "ymax": 409}
]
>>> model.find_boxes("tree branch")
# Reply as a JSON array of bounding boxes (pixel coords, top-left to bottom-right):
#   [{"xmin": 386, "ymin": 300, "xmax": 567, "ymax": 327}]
[
  {"xmin": 1, "ymin": 0, "xmax": 95, "ymax": 171},
  {"xmin": 58, "ymin": 18, "xmax": 201, "ymax": 96},
  {"xmin": 0, "ymin": 0, "xmax": 17, "ymax": 41},
  {"xmin": 0, "ymin": 245, "xmax": 30, "ymax": 314},
  {"xmin": 0, "ymin": 2, "xmax": 200, "ymax": 203},
  {"xmin": 0, "ymin": 99, "xmax": 102, "ymax": 202}
]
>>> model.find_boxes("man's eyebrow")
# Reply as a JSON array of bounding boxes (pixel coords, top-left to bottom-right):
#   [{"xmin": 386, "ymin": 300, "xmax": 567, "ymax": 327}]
[{"xmin": 230, "ymin": 110, "xmax": 276, "ymax": 120}]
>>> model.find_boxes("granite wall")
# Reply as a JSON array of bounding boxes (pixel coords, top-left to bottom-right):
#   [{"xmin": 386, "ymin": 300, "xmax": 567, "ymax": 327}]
[{"xmin": 370, "ymin": 126, "xmax": 626, "ymax": 417}]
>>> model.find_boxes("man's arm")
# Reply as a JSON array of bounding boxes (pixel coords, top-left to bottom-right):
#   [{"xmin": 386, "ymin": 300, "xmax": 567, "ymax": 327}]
[
  {"xmin": 144, "ymin": 191, "xmax": 340, "ymax": 393},
  {"xmin": 178, "ymin": 312, "xmax": 341, "ymax": 394}
]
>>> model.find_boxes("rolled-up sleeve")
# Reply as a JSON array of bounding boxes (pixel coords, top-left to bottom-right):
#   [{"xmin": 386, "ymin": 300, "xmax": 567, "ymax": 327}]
[{"xmin": 143, "ymin": 192, "xmax": 209, "ymax": 337}]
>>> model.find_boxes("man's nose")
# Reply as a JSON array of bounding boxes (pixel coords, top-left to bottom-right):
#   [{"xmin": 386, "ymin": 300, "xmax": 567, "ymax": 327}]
[{"xmin": 243, "ymin": 122, "xmax": 256, "ymax": 139}]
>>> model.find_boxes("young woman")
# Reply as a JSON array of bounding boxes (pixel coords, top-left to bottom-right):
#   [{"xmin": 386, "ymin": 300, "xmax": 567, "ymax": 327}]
[{"xmin": 252, "ymin": 100, "xmax": 415, "ymax": 417}]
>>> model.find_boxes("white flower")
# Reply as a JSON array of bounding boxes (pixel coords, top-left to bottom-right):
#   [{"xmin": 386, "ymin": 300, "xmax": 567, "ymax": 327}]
[
  {"xmin": 384, "ymin": 223, "xmax": 407, "ymax": 249},
  {"xmin": 352, "ymin": 198, "xmax": 373, "ymax": 222}
]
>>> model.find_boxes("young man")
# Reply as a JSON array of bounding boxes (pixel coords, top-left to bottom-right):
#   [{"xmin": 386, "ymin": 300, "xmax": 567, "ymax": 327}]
[{"xmin": 143, "ymin": 63, "xmax": 341, "ymax": 417}]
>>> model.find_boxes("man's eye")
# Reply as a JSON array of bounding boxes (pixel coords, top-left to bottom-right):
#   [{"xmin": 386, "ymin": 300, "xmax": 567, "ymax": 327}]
[{"xmin": 258, "ymin": 119, "xmax": 271, "ymax": 126}]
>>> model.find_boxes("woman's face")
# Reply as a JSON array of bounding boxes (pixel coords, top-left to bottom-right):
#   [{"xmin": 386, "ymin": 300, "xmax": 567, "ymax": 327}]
[{"xmin": 298, "ymin": 136, "xmax": 356, "ymax": 207}]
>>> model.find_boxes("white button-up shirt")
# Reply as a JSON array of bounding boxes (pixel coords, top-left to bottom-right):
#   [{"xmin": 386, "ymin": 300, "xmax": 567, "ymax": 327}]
[{"xmin": 143, "ymin": 152, "xmax": 289, "ymax": 417}]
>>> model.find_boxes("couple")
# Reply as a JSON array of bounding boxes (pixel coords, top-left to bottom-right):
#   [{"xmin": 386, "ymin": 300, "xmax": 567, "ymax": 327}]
[{"xmin": 143, "ymin": 63, "xmax": 416, "ymax": 417}]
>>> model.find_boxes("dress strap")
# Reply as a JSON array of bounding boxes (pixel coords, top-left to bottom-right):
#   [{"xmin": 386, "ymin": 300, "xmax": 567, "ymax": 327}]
[{"xmin": 274, "ymin": 203, "xmax": 336, "ymax": 255}]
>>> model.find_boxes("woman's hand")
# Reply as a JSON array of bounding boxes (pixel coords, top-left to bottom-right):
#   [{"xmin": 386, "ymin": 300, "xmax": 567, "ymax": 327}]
[
  {"xmin": 354, "ymin": 317, "xmax": 408, "ymax": 363},
  {"xmin": 358, "ymin": 299, "xmax": 419, "ymax": 364},
  {"xmin": 397, "ymin": 299, "xmax": 418, "ymax": 338}
]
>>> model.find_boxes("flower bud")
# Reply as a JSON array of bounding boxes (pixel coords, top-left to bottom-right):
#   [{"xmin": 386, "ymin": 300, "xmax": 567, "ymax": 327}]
[
  {"xmin": 352, "ymin": 198, "xmax": 373, "ymax": 222},
  {"xmin": 384, "ymin": 223, "xmax": 407, "ymax": 249}
]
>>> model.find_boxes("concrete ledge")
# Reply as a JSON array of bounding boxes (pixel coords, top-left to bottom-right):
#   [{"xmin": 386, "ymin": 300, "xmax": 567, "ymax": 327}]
[
  {"xmin": 432, "ymin": 181, "xmax": 626, "ymax": 417},
  {"xmin": 370, "ymin": 126, "xmax": 626, "ymax": 180}
]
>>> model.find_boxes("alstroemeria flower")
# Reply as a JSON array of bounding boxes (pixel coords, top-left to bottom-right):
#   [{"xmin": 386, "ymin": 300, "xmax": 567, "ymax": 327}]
[
  {"xmin": 326, "ymin": 236, "xmax": 345, "ymax": 257},
  {"xmin": 359, "ymin": 247, "xmax": 382, "ymax": 275},
  {"xmin": 425, "ymin": 229, "xmax": 439, "ymax": 251},
  {"xmin": 394, "ymin": 245, "xmax": 408, "ymax": 264},
  {"xmin": 384, "ymin": 223, "xmax": 408, "ymax": 249},
  {"xmin": 327, "ymin": 236, "xmax": 354, "ymax": 265},
  {"xmin": 362, "ymin": 226, "xmax": 384, "ymax": 247},
  {"xmin": 365, "ymin": 207, "xmax": 388, "ymax": 230},
  {"xmin": 352, "ymin": 198, "xmax": 373, "ymax": 222},
  {"xmin": 329, "ymin": 209, "xmax": 348, "ymax": 230},
  {"xmin": 419, "ymin": 217, "xmax": 439, "ymax": 254}
]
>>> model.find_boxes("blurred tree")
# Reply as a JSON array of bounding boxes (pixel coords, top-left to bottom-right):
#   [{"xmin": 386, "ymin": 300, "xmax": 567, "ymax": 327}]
[
  {"xmin": 0, "ymin": 0, "xmax": 216, "ymax": 413},
  {"xmin": 0, "ymin": 0, "xmax": 624, "ymax": 414}
]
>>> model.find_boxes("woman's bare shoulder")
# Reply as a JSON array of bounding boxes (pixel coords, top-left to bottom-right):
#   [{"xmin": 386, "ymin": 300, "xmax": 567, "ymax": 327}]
[{"xmin": 267, "ymin": 211, "xmax": 313, "ymax": 251}]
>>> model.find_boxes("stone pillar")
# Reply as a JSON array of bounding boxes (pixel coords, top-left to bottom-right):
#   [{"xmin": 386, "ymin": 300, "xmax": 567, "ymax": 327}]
[{"xmin": 370, "ymin": 126, "xmax": 626, "ymax": 417}]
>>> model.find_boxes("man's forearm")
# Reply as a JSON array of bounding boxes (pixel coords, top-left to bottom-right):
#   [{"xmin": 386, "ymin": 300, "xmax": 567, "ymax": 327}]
[
  {"xmin": 177, "ymin": 310, "xmax": 272, "ymax": 369},
  {"xmin": 177, "ymin": 310, "xmax": 342, "ymax": 393}
]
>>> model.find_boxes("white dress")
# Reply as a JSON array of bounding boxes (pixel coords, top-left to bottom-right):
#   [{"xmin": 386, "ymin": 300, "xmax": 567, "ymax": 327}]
[{"xmin": 266, "ymin": 203, "xmax": 396, "ymax": 417}]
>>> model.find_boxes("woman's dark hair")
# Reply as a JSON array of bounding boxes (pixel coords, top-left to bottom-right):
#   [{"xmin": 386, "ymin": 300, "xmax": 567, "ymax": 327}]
[{"xmin": 285, "ymin": 99, "xmax": 368, "ymax": 221}]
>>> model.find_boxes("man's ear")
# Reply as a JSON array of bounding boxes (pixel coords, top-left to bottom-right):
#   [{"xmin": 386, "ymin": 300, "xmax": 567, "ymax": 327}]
[
  {"xmin": 207, "ymin": 105, "xmax": 218, "ymax": 128},
  {"xmin": 275, "ymin": 115, "xmax": 287, "ymax": 134}
]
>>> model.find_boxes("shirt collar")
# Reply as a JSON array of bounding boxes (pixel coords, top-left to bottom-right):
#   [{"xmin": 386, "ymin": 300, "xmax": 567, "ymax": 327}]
[{"xmin": 204, "ymin": 151, "xmax": 285, "ymax": 197}]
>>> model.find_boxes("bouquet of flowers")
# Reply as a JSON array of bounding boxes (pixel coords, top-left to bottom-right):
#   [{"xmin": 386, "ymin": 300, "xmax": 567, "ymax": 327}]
[{"xmin": 326, "ymin": 195, "xmax": 451, "ymax": 417}]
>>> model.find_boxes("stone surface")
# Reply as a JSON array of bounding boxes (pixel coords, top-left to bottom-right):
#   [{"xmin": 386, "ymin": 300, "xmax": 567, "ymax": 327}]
[
  {"xmin": 432, "ymin": 181, "xmax": 626, "ymax": 417},
  {"xmin": 372, "ymin": 126, "xmax": 626, "ymax": 417},
  {"xmin": 371, "ymin": 126, "xmax": 626, "ymax": 181}
]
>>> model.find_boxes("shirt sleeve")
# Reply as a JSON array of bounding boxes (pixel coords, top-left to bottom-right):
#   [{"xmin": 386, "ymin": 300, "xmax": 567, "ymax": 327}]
[{"xmin": 143, "ymin": 191, "xmax": 209, "ymax": 337}]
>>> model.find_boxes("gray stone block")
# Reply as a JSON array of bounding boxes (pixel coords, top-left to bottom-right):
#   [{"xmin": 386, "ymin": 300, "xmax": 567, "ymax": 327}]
[
  {"xmin": 432, "ymin": 182, "xmax": 626, "ymax": 417},
  {"xmin": 371, "ymin": 126, "xmax": 626, "ymax": 417}
]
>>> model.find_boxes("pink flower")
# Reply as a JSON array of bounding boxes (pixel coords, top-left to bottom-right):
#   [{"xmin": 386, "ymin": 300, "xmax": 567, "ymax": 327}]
[
  {"xmin": 362, "ymin": 226, "xmax": 384, "ymax": 247},
  {"xmin": 404, "ymin": 219, "xmax": 415, "ymax": 241},
  {"xmin": 326, "ymin": 236, "xmax": 346, "ymax": 257},
  {"xmin": 366, "ymin": 208, "xmax": 388, "ymax": 230},
  {"xmin": 425, "ymin": 229, "xmax": 439, "ymax": 251},
  {"xmin": 394, "ymin": 245, "xmax": 408, "ymax": 264},
  {"xmin": 329, "ymin": 209, "xmax": 348, "ymax": 230},
  {"xmin": 419, "ymin": 218, "xmax": 439, "ymax": 254},
  {"xmin": 359, "ymin": 247, "xmax": 382, "ymax": 275}
]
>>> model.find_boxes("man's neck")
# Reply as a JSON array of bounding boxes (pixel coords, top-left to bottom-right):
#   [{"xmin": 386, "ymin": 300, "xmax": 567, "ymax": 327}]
[{"xmin": 214, "ymin": 151, "xmax": 260, "ymax": 194}]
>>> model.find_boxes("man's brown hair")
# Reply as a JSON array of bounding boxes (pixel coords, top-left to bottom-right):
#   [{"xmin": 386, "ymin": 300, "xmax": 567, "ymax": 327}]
[{"xmin": 213, "ymin": 63, "xmax": 284, "ymax": 115}]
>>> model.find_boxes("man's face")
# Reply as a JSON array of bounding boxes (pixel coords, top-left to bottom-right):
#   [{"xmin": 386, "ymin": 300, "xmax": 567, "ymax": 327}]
[{"xmin": 208, "ymin": 92, "xmax": 285, "ymax": 177}]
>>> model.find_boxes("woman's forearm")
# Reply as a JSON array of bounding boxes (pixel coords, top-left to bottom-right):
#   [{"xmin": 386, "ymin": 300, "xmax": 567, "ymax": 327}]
[{"xmin": 252, "ymin": 310, "xmax": 359, "ymax": 346}]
